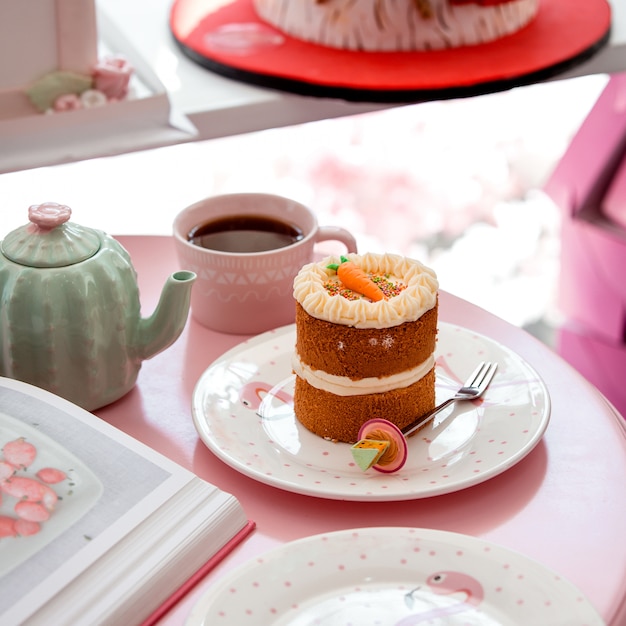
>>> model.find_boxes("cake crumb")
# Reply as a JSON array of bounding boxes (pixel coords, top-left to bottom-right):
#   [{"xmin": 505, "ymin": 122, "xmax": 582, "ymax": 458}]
[{"xmin": 382, "ymin": 335, "xmax": 395, "ymax": 349}]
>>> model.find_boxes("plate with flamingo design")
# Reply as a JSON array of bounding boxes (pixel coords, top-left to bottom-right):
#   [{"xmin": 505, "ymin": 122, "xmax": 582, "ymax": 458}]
[
  {"xmin": 186, "ymin": 527, "xmax": 603, "ymax": 625},
  {"xmin": 192, "ymin": 322, "xmax": 550, "ymax": 501}
]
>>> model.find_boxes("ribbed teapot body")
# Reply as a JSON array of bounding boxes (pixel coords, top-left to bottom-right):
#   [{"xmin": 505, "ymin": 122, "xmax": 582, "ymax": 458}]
[{"xmin": 0, "ymin": 244, "xmax": 143, "ymax": 410}]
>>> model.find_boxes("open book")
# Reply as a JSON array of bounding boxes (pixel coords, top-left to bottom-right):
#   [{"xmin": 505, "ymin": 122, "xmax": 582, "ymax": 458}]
[{"xmin": 0, "ymin": 376, "xmax": 253, "ymax": 625}]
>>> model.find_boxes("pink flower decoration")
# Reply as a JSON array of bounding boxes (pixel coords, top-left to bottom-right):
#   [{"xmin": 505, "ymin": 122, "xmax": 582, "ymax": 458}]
[
  {"xmin": 80, "ymin": 89, "xmax": 107, "ymax": 109},
  {"xmin": 53, "ymin": 93, "xmax": 82, "ymax": 112},
  {"xmin": 92, "ymin": 55, "xmax": 133, "ymax": 100},
  {"xmin": 28, "ymin": 202, "xmax": 72, "ymax": 229}
]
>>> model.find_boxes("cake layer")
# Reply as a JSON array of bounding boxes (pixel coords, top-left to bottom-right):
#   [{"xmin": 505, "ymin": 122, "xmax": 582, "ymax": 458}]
[
  {"xmin": 292, "ymin": 351, "xmax": 435, "ymax": 396},
  {"xmin": 294, "ymin": 367, "xmax": 436, "ymax": 443},
  {"xmin": 295, "ymin": 300, "xmax": 438, "ymax": 379},
  {"xmin": 254, "ymin": 0, "xmax": 539, "ymax": 52},
  {"xmin": 292, "ymin": 251, "xmax": 439, "ymax": 445}
]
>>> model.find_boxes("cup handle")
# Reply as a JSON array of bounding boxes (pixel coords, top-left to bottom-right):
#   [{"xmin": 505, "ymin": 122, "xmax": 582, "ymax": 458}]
[{"xmin": 315, "ymin": 226, "xmax": 358, "ymax": 254}]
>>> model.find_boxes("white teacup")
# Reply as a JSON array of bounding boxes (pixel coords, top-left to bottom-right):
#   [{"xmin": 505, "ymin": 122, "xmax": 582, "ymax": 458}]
[{"xmin": 173, "ymin": 193, "xmax": 357, "ymax": 334}]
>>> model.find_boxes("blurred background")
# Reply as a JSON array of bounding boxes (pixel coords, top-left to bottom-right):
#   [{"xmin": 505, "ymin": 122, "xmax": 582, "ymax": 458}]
[{"xmin": 0, "ymin": 72, "xmax": 609, "ymax": 348}]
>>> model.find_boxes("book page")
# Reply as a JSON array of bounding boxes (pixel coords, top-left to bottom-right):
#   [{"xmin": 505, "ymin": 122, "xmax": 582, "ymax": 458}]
[{"xmin": 0, "ymin": 380, "xmax": 203, "ymax": 623}]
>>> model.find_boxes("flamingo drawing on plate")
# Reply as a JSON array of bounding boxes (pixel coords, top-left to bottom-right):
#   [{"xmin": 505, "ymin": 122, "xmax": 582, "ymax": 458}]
[
  {"xmin": 397, "ymin": 569, "xmax": 485, "ymax": 624},
  {"xmin": 239, "ymin": 380, "xmax": 294, "ymax": 419}
]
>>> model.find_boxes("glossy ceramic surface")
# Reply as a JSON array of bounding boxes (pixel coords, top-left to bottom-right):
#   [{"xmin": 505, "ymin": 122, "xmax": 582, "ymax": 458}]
[
  {"xmin": 192, "ymin": 322, "xmax": 550, "ymax": 501},
  {"xmin": 186, "ymin": 527, "xmax": 603, "ymax": 626},
  {"xmin": 0, "ymin": 204, "xmax": 196, "ymax": 410},
  {"xmin": 173, "ymin": 193, "xmax": 356, "ymax": 334}
]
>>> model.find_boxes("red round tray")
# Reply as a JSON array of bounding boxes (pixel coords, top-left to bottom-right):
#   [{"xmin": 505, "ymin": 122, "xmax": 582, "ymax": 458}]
[{"xmin": 170, "ymin": 0, "xmax": 611, "ymax": 102}]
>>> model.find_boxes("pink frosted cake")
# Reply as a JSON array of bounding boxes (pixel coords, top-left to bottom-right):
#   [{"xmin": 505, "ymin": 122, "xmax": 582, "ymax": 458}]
[{"xmin": 253, "ymin": 0, "xmax": 539, "ymax": 51}]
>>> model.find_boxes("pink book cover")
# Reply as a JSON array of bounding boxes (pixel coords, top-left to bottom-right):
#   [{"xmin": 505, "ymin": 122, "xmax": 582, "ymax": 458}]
[{"xmin": 142, "ymin": 520, "xmax": 257, "ymax": 626}]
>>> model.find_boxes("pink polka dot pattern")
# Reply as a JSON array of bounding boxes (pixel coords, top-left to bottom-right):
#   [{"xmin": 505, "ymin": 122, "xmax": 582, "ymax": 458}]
[
  {"xmin": 187, "ymin": 528, "xmax": 603, "ymax": 626},
  {"xmin": 192, "ymin": 323, "xmax": 550, "ymax": 502}
]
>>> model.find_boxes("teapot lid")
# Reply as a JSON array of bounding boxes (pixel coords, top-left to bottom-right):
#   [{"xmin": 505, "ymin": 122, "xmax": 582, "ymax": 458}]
[{"xmin": 1, "ymin": 203, "xmax": 101, "ymax": 268}]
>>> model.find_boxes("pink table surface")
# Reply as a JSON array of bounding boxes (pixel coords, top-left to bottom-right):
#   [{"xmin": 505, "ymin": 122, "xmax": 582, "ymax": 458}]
[{"xmin": 98, "ymin": 236, "xmax": 626, "ymax": 625}]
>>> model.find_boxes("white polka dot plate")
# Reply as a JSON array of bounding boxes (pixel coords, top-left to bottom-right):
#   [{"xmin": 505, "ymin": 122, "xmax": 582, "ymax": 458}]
[
  {"xmin": 192, "ymin": 322, "xmax": 550, "ymax": 501},
  {"xmin": 185, "ymin": 527, "xmax": 603, "ymax": 625}
]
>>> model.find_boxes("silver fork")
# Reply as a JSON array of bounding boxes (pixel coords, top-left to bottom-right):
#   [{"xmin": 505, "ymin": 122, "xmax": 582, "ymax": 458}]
[{"xmin": 402, "ymin": 361, "xmax": 498, "ymax": 437}]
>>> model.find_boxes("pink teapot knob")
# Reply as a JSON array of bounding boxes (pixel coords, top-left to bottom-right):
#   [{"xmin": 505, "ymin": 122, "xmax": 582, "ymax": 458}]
[{"xmin": 28, "ymin": 202, "xmax": 72, "ymax": 230}]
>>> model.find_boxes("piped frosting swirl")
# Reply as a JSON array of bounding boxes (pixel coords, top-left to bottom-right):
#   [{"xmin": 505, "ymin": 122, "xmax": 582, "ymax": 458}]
[{"xmin": 293, "ymin": 252, "xmax": 438, "ymax": 329}]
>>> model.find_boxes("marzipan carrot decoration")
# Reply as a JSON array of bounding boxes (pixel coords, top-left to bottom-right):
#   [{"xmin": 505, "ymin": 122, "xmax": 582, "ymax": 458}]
[{"xmin": 327, "ymin": 256, "xmax": 386, "ymax": 302}]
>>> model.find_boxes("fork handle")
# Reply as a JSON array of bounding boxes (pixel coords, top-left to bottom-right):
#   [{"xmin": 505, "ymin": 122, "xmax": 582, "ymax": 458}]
[{"xmin": 401, "ymin": 396, "xmax": 457, "ymax": 437}]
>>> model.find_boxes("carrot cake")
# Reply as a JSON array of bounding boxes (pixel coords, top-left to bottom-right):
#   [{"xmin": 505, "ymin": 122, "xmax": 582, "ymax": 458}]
[
  {"xmin": 253, "ymin": 0, "xmax": 539, "ymax": 52},
  {"xmin": 292, "ymin": 252, "xmax": 438, "ymax": 443}
]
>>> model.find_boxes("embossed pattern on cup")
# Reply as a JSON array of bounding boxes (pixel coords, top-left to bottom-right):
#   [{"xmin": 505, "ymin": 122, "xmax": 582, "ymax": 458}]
[{"xmin": 173, "ymin": 193, "xmax": 357, "ymax": 334}]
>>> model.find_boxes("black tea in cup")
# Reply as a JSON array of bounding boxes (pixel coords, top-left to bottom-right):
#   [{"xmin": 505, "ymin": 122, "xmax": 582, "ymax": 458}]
[{"xmin": 188, "ymin": 215, "xmax": 304, "ymax": 253}]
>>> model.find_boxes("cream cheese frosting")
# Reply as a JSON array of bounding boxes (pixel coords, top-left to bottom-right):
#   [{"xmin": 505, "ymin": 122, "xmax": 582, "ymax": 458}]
[
  {"xmin": 292, "ymin": 353, "xmax": 435, "ymax": 396},
  {"xmin": 293, "ymin": 252, "xmax": 438, "ymax": 329}
]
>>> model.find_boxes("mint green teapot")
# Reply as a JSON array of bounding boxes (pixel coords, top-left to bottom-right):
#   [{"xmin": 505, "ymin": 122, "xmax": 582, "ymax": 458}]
[{"xmin": 0, "ymin": 203, "xmax": 196, "ymax": 410}]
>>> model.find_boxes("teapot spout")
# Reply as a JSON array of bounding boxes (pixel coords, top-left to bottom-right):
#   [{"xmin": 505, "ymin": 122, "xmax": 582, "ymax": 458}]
[{"xmin": 137, "ymin": 270, "xmax": 196, "ymax": 360}]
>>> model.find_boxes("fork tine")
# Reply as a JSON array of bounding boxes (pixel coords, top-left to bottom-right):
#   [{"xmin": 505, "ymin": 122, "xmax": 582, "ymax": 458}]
[
  {"xmin": 395, "ymin": 361, "xmax": 497, "ymax": 441},
  {"xmin": 465, "ymin": 361, "xmax": 487, "ymax": 388},
  {"xmin": 478, "ymin": 362, "xmax": 497, "ymax": 393},
  {"xmin": 471, "ymin": 362, "xmax": 492, "ymax": 389},
  {"xmin": 477, "ymin": 363, "xmax": 498, "ymax": 395}
]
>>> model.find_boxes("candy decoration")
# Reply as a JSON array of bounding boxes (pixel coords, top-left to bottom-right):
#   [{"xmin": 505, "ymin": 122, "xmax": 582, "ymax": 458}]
[
  {"xmin": 351, "ymin": 439, "xmax": 390, "ymax": 471},
  {"xmin": 327, "ymin": 256, "xmax": 386, "ymax": 302},
  {"xmin": 352, "ymin": 418, "xmax": 408, "ymax": 473},
  {"xmin": 26, "ymin": 71, "xmax": 93, "ymax": 112}
]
